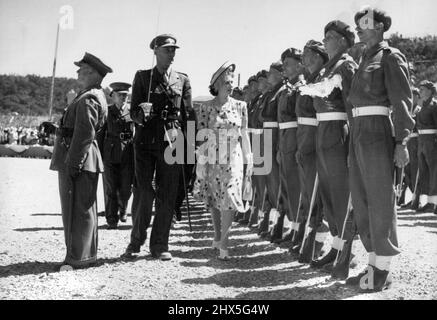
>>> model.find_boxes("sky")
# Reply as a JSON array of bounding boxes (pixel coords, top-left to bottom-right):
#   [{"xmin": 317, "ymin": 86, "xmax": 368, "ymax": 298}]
[{"xmin": 0, "ymin": 0, "xmax": 436, "ymax": 98}]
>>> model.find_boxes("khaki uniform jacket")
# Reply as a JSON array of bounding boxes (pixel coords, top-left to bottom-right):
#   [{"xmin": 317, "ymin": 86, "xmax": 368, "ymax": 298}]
[{"xmin": 50, "ymin": 86, "xmax": 107, "ymax": 173}]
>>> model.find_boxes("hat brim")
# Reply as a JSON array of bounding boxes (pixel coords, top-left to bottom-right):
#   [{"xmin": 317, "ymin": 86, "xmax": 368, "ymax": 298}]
[
  {"xmin": 159, "ymin": 44, "xmax": 180, "ymax": 49},
  {"xmin": 210, "ymin": 62, "xmax": 236, "ymax": 86}
]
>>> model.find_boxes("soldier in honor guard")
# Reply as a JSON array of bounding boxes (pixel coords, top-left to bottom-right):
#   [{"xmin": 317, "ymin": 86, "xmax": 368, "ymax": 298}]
[
  {"xmin": 415, "ymin": 80, "xmax": 437, "ymax": 214},
  {"xmin": 257, "ymin": 62, "xmax": 286, "ymax": 241},
  {"xmin": 122, "ymin": 34, "xmax": 194, "ymax": 261},
  {"xmin": 275, "ymin": 48, "xmax": 304, "ymax": 245},
  {"xmin": 101, "ymin": 82, "xmax": 135, "ymax": 229},
  {"xmin": 346, "ymin": 8, "xmax": 415, "ymax": 291},
  {"xmin": 307, "ymin": 21, "xmax": 358, "ymax": 279},
  {"xmin": 50, "ymin": 52, "xmax": 111, "ymax": 270},
  {"xmin": 294, "ymin": 40, "xmax": 329, "ymax": 263}
]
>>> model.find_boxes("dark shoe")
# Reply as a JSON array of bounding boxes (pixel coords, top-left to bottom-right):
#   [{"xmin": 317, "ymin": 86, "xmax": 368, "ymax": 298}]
[
  {"xmin": 278, "ymin": 231, "xmax": 295, "ymax": 247},
  {"xmin": 357, "ymin": 266, "xmax": 393, "ymax": 292},
  {"xmin": 400, "ymin": 200, "xmax": 412, "ymax": 209},
  {"xmin": 119, "ymin": 211, "xmax": 127, "ymax": 223},
  {"xmin": 238, "ymin": 209, "xmax": 251, "ymax": 225},
  {"xmin": 322, "ymin": 262, "xmax": 334, "ymax": 273},
  {"xmin": 260, "ymin": 231, "xmax": 271, "ymax": 240},
  {"xmin": 416, "ymin": 203, "xmax": 435, "ymax": 213},
  {"xmin": 346, "ymin": 266, "xmax": 371, "ymax": 286},
  {"xmin": 298, "ymin": 229, "xmax": 316, "ymax": 263},
  {"xmin": 257, "ymin": 216, "xmax": 269, "ymax": 235},
  {"xmin": 107, "ymin": 223, "xmax": 118, "ymax": 229},
  {"xmin": 410, "ymin": 197, "xmax": 420, "ymax": 210},
  {"xmin": 121, "ymin": 244, "xmax": 140, "ymax": 259},
  {"xmin": 270, "ymin": 215, "xmax": 285, "ymax": 244},
  {"xmin": 331, "ymin": 240, "xmax": 354, "ymax": 280},
  {"xmin": 174, "ymin": 208, "xmax": 182, "ymax": 221},
  {"xmin": 311, "ymin": 248, "xmax": 338, "ymax": 268}
]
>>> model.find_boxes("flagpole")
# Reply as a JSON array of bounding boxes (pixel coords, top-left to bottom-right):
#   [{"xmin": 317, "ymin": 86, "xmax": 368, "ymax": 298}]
[{"xmin": 49, "ymin": 23, "xmax": 60, "ymax": 121}]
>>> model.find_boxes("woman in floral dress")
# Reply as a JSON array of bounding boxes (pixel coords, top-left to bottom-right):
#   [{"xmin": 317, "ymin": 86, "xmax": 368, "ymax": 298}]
[{"xmin": 194, "ymin": 62, "xmax": 253, "ymax": 260}]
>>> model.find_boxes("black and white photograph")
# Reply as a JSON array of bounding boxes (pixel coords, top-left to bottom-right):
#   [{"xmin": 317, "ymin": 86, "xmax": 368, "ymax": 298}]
[{"xmin": 0, "ymin": 0, "xmax": 436, "ymax": 303}]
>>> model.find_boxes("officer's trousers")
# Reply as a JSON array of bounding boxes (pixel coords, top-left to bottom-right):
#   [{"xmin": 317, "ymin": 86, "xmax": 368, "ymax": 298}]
[
  {"xmin": 130, "ymin": 145, "xmax": 180, "ymax": 254},
  {"xmin": 316, "ymin": 121, "xmax": 350, "ymax": 239},
  {"xmin": 417, "ymin": 135, "xmax": 437, "ymax": 197},
  {"xmin": 58, "ymin": 169, "xmax": 98, "ymax": 267},
  {"xmin": 103, "ymin": 160, "xmax": 134, "ymax": 224},
  {"xmin": 349, "ymin": 116, "xmax": 399, "ymax": 256}
]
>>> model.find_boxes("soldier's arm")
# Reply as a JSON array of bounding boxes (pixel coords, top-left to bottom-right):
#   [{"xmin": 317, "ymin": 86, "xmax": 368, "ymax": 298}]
[
  {"xmin": 66, "ymin": 96, "xmax": 100, "ymax": 169},
  {"xmin": 130, "ymin": 71, "xmax": 146, "ymax": 125},
  {"xmin": 181, "ymin": 75, "xmax": 196, "ymax": 126},
  {"xmin": 384, "ymin": 52, "xmax": 415, "ymax": 142}
]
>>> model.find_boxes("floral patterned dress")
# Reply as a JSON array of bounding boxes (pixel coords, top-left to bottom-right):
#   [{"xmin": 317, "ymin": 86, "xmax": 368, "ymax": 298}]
[{"xmin": 193, "ymin": 97, "xmax": 248, "ymax": 213}]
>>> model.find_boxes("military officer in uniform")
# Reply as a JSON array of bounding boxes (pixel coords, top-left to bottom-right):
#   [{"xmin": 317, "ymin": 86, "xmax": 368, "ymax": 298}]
[
  {"xmin": 308, "ymin": 21, "xmax": 358, "ymax": 279},
  {"xmin": 123, "ymin": 34, "xmax": 193, "ymax": 261},
  {"xmin": 101, "ymin": 82, "xmax": 135, "ymax": 229},
  {"xmin": 415, "ymin": 80, "xmax": 437, "ymax": 213},
  {"xmin": 50, "ymin": 52, "xmax": 111, "ymax": 270},
  {"xmin": 346, "ymin": 8, "xmax": 415, "ymax": 291}
]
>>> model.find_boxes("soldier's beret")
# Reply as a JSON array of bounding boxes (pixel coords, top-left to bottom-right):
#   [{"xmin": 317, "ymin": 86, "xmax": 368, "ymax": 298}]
[
  {"xmin": 256, "ymin": 70, "xmax": 269, "ymax": 80},
  {"xmin": 248, "ymin": 75, "xmax": 258, "ymax": 84},
  {"xmin": 210, "ymin": 61, "xmax": 235, "ymax": 86},
  {"xmin": 74, "ymin": 52, "xmax": 113, "ymax": 78},
  {"xmin": 150, "ymin": 34, "xmax": 180, "ymax": 50},
  {"xmin": 354, "ymin": 7, "xmax": 392, "ymax": 32},
  {"xmin": 109, "ymin": 82, "xmax": 131, "ymax": 96},
  {"xmin": 419, "ymin": 80, "xmax": 437, "ymax": 95},
  {"xmin": 324, "ymin": 20, "xmax": 355, "ymax": 47},
  {"xmin": 270, "ymin": 61, "xmax": 284, "ymax": 73},
  {"xmin": 281, "ymin": 48, "xmax": 302, "ymax": 62},
  {"xmin": 304, "ymin": 40, "xmax": 329, "ymax": 63}
]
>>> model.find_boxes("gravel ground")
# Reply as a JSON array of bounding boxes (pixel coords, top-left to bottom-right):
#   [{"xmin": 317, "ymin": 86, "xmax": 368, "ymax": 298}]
[{"xmin": 0, "ymin": 157, "xmax": 436, "ymax": 300}]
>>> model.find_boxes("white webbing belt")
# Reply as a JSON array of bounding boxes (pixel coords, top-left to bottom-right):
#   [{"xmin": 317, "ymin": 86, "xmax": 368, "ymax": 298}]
[
  {"xmin": 297, "ymin": 117, "xmax": 318, "ymax": 126},
  {"xmin": 251, "ymin": 128, "xmax": 263, "ymax": 135},
  {"xmin": 316, "ymin": 112, "xmax": 348, "ymax": 122},
  {"xmin": 352, "ymin": 106, "xmax": 390, "ymax": 117},
  {"xmin": 418, "ymin": 129, "xmax": 437, "ymax": 135},
  {"xmin": 279, "ymin": 121, "xmax": 298, "ymax": 129},
  {"xmin": 263, "ymin": 122, "xmax": 279, "ymax": 128}
]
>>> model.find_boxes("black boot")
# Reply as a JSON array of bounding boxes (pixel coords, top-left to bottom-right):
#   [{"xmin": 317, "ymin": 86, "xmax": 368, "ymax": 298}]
[
  {"xmin": 270, "ymin": 213, "xmax": 285, "ymax": 244},
  {"xmin": 345, "ymin": 266, "xmax": 370, "ymax": 286},
  {"xmin": 257, "ymin": 211, "xmax": 270, "ymax": 236},
  {"xmin": 298, "ymin": 229, "xmax": 316, "ymax": 263},
  {"xmin": 331, "ymin": 240, "xmax": 354, "ymax": 280},
  {"xmin": 417, "ymin": 203, "xmax": 435, "ymax": 213},
  {"xmin": 278, "ymin": 230, "xmax": 295, "ymax": 247},
  {"xmin": 310, "ymin": 248, "xmax": 338, "ymax": 268},
  {"xmin": 358, "ymin": 265, "xmax": 393, "ymax": 292}
]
